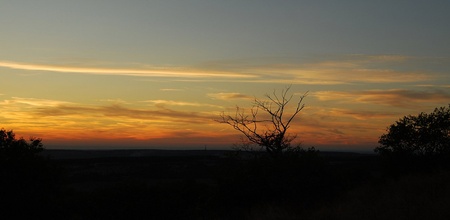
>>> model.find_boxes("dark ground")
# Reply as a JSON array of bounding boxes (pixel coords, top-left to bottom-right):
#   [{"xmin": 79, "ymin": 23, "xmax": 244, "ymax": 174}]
[{"xmin": 3, "ymin": 149, "xmax": 450, "ymax": 219}]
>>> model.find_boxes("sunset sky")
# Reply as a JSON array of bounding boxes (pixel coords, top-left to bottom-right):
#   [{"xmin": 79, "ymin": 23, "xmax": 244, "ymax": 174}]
[{"xmin": 1, "ymin": 0, "xmax": 450, "ymax": 152}]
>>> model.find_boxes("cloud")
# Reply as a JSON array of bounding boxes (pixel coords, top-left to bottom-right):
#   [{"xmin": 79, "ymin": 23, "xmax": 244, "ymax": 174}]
[
  {"xmin": 314, "ymin": 89, "xmax": 450, "ymax": 108},
  {"xmin": 0, "ymin": 97, "xmax": 219, "ymax": 133},
  {"xmin": 244, "ymin": 56, "xmax": 433, "ymax": 84},
  {"xmin": 0, "ymin": 60, "xmax": 255, "ymax": 79},
  {"xmin": 327, "ymin": 128, "xmax": 345, "ymax": 135},
  {"xmin": 2, "ymin": 54, "xmax": 445, "ymax": 85},
  {"xmin": 324, "ymin": 108, "xmax": 399, "ymax": 120},
  {"xmin": 208, "ymin": 93, "xmax": 253, "ymax": 100},
  {"xmin": 0, "ymin": 95, "xmax": 391, "ymax": 148},
  {"xmin": 99, "ymin": 99, "xmax": 130, "ymax": 105},
  {"xmin": 356, "ymin": 54, "xmax": 412, "ymax": 62},
  {"xmin": 33, "ymin": 104, "xmax": 212, "ymax": 123},
  {"xmin": 143, "ymin": 100, "xmax": 221, "ymax": 108},
  {"xmin": 198, "ymin": 54, "xmax": 443, "ymax": 85},
  {"xmin": 0, "ymin": 97, "xmax": 73, "ymax": 107},
  {"xmin": 160, "ymin": 88, "xmax": 184, "ymax": 92},
  {"xmin": 416, "ymin": 84, "xmax": 450, "ymax": 88}
]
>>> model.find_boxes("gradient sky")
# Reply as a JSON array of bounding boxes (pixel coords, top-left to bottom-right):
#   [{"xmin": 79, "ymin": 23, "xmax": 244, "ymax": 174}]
[{"xmin": 1, "ymin": 0, "xmax": 450, "ymax": 151}]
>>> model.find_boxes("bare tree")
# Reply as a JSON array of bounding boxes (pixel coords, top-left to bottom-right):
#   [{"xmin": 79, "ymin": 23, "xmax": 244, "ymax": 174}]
[{"xmin": 217, "ymin": 86, "xmax": 307, "ymax": 158}]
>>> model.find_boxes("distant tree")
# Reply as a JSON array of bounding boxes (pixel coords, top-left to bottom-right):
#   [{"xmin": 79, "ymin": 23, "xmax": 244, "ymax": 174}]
[
  {"xmin": 375, "ymin": 105, "xmax": 450, "ymax": 158},
  {"xmin": 0, "ymin": 128, "xmax": 62, "ymax": 218},
  {"xmin": 217, "ymin": 86, "xmax": 309, "ymax": 158},
  {"xmin": 0, "ymin": 128, "xmax": 44, "ymax": 161}
]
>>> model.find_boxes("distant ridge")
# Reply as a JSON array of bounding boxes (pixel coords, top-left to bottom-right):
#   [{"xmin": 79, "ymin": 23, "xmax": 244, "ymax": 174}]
[
  {"xmin": 40, "ymin": 149, "xmax": 230, "ymax": 160},
  {"xmin": 41, "ymin": 149, "xmax": 370, "ymax": 160}
]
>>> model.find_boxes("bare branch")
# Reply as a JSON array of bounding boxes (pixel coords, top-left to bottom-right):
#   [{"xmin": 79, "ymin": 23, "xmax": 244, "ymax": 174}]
[{"xmin": 217, "ymin": 86, "xmax": 308, "ymax": 158}]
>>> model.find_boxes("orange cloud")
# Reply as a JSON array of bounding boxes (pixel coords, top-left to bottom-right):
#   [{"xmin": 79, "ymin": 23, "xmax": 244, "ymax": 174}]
[
  {"xmin": 0, "ymin": 97, "xmax": 73, "ymax": 107},
  {"xmin": 318, "ymin": 108, "xmax": 398, "ymax": 120},
  {"xmin": 0, "ymin": 95, "xmax": 386, "ymax": 150},
  {"xmin": 0, "ymin": 96, "xmax": 222, "ymax": 142},
  {"xmin": 195, "ymin": 54, "xmax": 439, "ymax": 84},
  {"xmin": 33, "ymin": 104, "xmax": 213, "ymax": 123},
  {"xmin": 208, "ymin": 92, "xmax": 253, "ymax": 100},
  {"xmin": 314, "ymin": 89, "xmax": 450, "ymax": 108},
  {"xmin": 143, "ymin": 100, "xmax": 221, "ymax": 108}
]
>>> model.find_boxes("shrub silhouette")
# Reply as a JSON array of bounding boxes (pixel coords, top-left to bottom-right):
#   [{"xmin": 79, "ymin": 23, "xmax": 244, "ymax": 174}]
[
  {"xmin": 375, "ymin": 105, "xmax": 450, "ymax": 171},
  {"xmin": 0, "ymin": 128, "xmax": 43, "ymax": 160},
  {"xmin": 0, "ymin": 128, "xmax": 62, "ymax": 218}
]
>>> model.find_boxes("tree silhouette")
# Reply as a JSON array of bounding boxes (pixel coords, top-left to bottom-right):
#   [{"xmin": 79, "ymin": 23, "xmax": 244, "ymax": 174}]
[
  {"xmin": 0, "ymin": 128, "xmax": 61, "ymax": 218},
  {"xmin": 217, "ymin": 86, "xmax": 308, "ymax": 158},
  {"xmin": 375, "ymin": 105, "xmax": 450, "ymax": 157},
  {"xmin": 0, "ymin": 128, "xmax": 43, "ymax": 160}
]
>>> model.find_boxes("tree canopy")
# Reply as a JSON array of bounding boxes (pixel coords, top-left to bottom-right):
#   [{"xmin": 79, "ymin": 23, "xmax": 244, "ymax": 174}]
[
  {"xmin": 375, "ymin": 105, "xmax": 450, "ymax": 157},
  {"xmin": 0, "ymin": 128, "xmax": 43, "ymax": 161}
]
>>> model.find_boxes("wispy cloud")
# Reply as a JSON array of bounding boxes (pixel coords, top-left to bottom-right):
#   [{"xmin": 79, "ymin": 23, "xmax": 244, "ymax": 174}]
[
  {"xmin": 196, "ymin": 54, "xmax": 442, "ymax": 84},
  {"xmin": 160, "ymin": 88, "xmax": 184, "ymax": 92},
  {"xmin": 98, "ymin": 99, "xmax": 130, "ymax": 105},
  {"xmin": 324, "ymin": 108, "xmax": 399, "ymax": 120},
  {"xmin": 355, "ymin": 54, "xmax": 412, "ymax": 62},
  {"xmin": 314, "ymin": 89, "xmax": 450, "ymax": 108},
  {"xmin": 0, "ymin": 61, "xmax": 255, "ymax": 79},
  {"xmin": 143, "ymin": 100, "xmax": 221, "ymax": 108},
  {"xmin": 0, "ymin": 95, "xmax": 390, "ymax": 148},
  {"xmin": 2, "ymin": 54, "xmax": 444, "ymax": 85},
  {"xmin": 416, "ymin": 84, "xmax": 450, "ymax": 88},
  {"xmin": 208, "ymin": 93, "xmax": 253, "ymax": 100},
  {"xmin": 243, "ymin": 55, "xmax": 435, "ymax": 84},
  {"xmin": 0, "ymin": 97, "xmax": 73, "ymax": 107},
  {"xmin": 33, "ymin": 104, "xmax": 212, "ymax": 123},
  {"xmin": 0, "ymin": 97, "xmax": 217, "ymax": 131}
]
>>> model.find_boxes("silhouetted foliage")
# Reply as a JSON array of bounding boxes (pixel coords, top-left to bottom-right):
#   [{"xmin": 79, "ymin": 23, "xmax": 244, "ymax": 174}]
[
  {"xmin": 376, "ymin": 105, "xmax": 450, "ymax": 157},
  {"xmin": 218, "ymin": 86, "xmax": 308, "ymax": 158},
  {"xmin": 0, "ymin": 128, "xmax": 62, "ymax": 218},
  {"xmin": 375, "ymin": 105, "xmax": 450, "ymax": 172},
  {"xmin": 0, "ymin": 128, "xmax": 43, "ymax": 160}
]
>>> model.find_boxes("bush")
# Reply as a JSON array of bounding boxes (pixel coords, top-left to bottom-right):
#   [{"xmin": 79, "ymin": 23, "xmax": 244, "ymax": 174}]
[
  {"xmin": 0, "ymin": 128, "xmax": 62, "ymax": 218},
  {"xmin": 376, "ymin": 105, "xmax": 450, "ymax": 157},
  {"xmin": 375, "ymin": 105, "xmax": 450, "ymax": 172}
]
